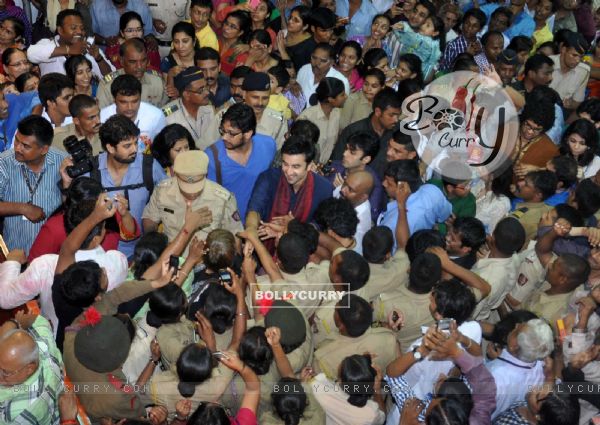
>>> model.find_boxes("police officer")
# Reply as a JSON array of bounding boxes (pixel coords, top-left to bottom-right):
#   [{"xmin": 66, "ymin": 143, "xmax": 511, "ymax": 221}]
[
  {"xmin": 146, "ymin": 0, "xmax": 189, "ymax": 57},
  {"xmin": 162, "ymin": 67, "xmax": 216, "ymax": 150},
  {"xmin": 206, "ymin": 72, "xmax": 287, "ymax": 149},
  {"xmin": 96, "ymin": 38, "xmax": 168, "ymax": 109},
  {"xmin": 142, "ymin": 150, "xmax": 243, "ymax": 248}
]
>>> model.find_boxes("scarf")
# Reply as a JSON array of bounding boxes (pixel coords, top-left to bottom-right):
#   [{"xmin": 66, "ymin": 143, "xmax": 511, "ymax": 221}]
[{"xmin": 269, "ymin": 170, "xmax": 315, "ymax": 223}]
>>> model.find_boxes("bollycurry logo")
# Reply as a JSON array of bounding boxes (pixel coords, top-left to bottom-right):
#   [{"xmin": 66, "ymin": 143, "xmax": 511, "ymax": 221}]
[{"xmin": 400, "ymin": 71, "xmax": 520, "ymax": 180}]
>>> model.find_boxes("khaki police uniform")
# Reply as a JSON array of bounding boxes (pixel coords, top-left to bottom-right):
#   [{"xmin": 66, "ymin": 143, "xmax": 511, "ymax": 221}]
[
  {"xmin": 509, "ymin": 202, "xmax": 553, "ymax": 246},
  {"xmin": 297, "ymin": 105, "xmax": 340, "ymax": 164},
  {"xmin": 363, "ymin": 249, "xmax": 409, "ymax": 302},
  {"xmin": 96, "ymin": 69, "xmax": 168, "ymax": 109},
  {"xmin": 509, "ymin": 241, "xmax": 555, "ymax": 306},
  {"xmin": 312, "ymin": 326, "xmax": 400, "ymax": 380},
  {"xmin": 51, "ymin": 123, "xmax": 103, "ymax": 155},
  {"xmin": 162, "ymin": 100, "xmax": 216, "ymax": 150},
  {"xmin": 372, "ymin": 283, "xmax": 435, "ymax": 350},
  {"xmin": 142, "ymin": 177, "xmax": 243, "ymax": 245},
  {"xmin": 339, "ymin": 90, "xmax": 371, "ymax": 130},
  {"xmin": 155, "ymin": 318, "xmax": 197, "ymax": 371},
  {"xmin": 146, "ymin": 0, "xmax": 189, "ymax": 46},
  {"xmin": 470, "ymin": 256, "xmax": 520, "ymax": 321},
  {"xmin": 207, "ymin": 106, "xmax": 288, "ymax": 149},
  {"xmin": 523, "ymin": 286, "xmax": 581, "ymax": 333}
]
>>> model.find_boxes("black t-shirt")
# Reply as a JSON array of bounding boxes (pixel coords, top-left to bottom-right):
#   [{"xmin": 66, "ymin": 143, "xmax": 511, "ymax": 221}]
[{"xmin": 51, "ymin": 274, "xmax": 84, "ymax": 351}]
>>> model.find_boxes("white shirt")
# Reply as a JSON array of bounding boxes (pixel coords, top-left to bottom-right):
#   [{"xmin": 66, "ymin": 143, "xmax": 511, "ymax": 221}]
[
  {"xmin": 100, "ymin": 101, "xmax": 167, "ymax": 151},
  {"xmin": 334, "ymin": 185, "xmax": 371, "ymax": 255},
  {"xmin": 296, "ymin": 64, "xmax": 350, "ymax": 109},
  {"xmin": 41, "ymin": 109, "xmax": 73, "ymax": 128},
  {"xmin": 27, "ymin": 35, "xmax": 114, "ymax": 78},
  {"xmin": 0, "ymin": 247, "xmax": 128, "ymax": 335}
]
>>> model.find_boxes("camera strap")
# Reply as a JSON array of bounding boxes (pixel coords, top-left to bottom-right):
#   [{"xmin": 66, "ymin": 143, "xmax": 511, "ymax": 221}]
[{"xmin": 20, "ymin": 165, "xmax": 45, "ymax": 204}]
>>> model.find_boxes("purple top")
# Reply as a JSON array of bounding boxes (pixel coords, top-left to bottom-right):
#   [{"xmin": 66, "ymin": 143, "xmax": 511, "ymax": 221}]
[{"xmin": 455, "ymin": 351, "xmax": 497, "ymax": 425}]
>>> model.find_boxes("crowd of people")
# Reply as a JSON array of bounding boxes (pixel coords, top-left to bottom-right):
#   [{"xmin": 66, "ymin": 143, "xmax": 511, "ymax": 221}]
[{"xmin": 0, "ymin": 0, "xmax": 600, "ymax": 423}]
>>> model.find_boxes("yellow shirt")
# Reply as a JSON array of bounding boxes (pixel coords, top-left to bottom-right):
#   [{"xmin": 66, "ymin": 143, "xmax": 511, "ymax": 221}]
[
  {"xmin": 268, "ymin": 93, "xmax": 292, "ymax": 119},
  {"xmin": 531, "ymin": 24, "xmax": 553, "ymax": 54},
  {"xmin": 187, "ymin": 20, "xmax": 219, "ymax": 51}
]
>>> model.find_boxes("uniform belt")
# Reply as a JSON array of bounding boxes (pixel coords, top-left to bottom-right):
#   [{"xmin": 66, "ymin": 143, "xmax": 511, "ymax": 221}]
[{"xmin": 156, "ymin": 39, "xmax": 172, "ymax": 47}]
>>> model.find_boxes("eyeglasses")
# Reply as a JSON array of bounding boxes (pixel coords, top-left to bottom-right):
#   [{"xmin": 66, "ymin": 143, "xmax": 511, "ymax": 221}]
[
  {"xmin": 123, "ymin": 27, "xmax": 143, "ymax": 34},
  {"xmin": 8, "ymin": 60, "xmax": 29, "ymax": 67},
  {"xmin": 219, "ymin": 127, "xmax": 242, "ymax": 137},
  {"xmin": 0, "ymin": 363, "xmax": 29, "ymax": 378},
  {"xmin": 186, "ymin": 86, "xmax": 210, "ymax": 95},
  {"xmin": 522, "ymin": 121, "xmax": 544, "ymax": 134}
]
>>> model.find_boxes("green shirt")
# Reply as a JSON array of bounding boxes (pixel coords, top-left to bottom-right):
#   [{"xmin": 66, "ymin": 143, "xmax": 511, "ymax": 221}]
[
  {"xmin": 0, "ymin": 316, "xmax": 64, "ymax": 425},
  {"xmin": 428, "ymin": 179, "xmax": 476, "ymax": 234}
]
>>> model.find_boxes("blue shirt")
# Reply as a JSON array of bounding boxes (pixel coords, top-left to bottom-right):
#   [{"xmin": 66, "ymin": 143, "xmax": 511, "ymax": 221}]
[
  {"xmin": 337, "ymin": 0, "xmax": 379, "ymax": 39},
  {"xmin": 0, "ymin": 92, "xmax": 42, "ymax": 152},
  {"xmin": 88, "ymin": 152, "xmax": 167, "ymax": 256},
  {"xmin": 377, "ymin": 183, "xmax": 452, "ymax": 252},
  {"xmin": 91, "ymin": 0, "xmax": 153, "ymax": 38},
  {"xmin": 211, "ymin": 74, "xmax": 232, "ymax": 109},
  {"xmin": 0, "ymin": 147, "xmax": 67, "ymax": 254},
  {"xmin": 504, "ymin": 11, "xmax": 535, "ymax": 39},
  {"xmin": 247, "ymin": 168, "xmax": 334, "ymax": 222},
  {"xmin": 205, "ymin": 134, "xmax": 277, "ymax": 221}
]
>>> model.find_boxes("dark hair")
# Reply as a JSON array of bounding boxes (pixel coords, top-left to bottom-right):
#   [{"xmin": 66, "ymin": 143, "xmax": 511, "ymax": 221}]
[
  {"xmin": 17, "ymin": 115, "xmax": 53, "ymax": 146},
  {"xmin": 490, "ymin": 166, "xmax": 514, "ymax": 199},
  {"xmin": 463, "ymin": 7, "xmax": 486, "ymax": 28},
  {"xmin": 427, "ymin": 397, "xmax": 471, "ymax": 425},
  {"xmin": 99, "ymin": 114, "xmax": 140, "ymax": 149},
  {"xmin": 239, "ymin": 326, "xmax": 273, "ymax": 375},
  {"xmin": 345, "ymin": 131, "xmax": 379, "ymax": 162},
  {"xmin": 406, "ymin": 229, "xmax": 446, "ymax": 262},
  {"xmin": 277, "ymin": 233, "xmax": 310, "ymax": 274},
  {"xmin": 452, "ymin": 217, "xmax": 486, "ymax": 252},
  {"xmin": 362, "ymin": 226, "xmax": 394, "ymax": 264},
  {"xmin": 337, "ymin": 294, "xmax": 372, "ymax": 337},
  {"xmin": 398, "ymin": 53, "xmax": 424, "ymax": 86},
  {"xmin": 147, "ymin": 283, "xmax": 187, "ymax": 326},
  {"xmin": 176, "ymin": 344, "xmax": 213, "ymax": 397},
  {"xmin": 364, "ymin": 67, "xmax": 385, "ymax": 86},
  {"xmin": 310, "ymin": 76, "xmax": 345, "ymax": 106},
  {"xmin": 489, "ymin": 310, "xmax": 538, "ymax": 345},
  {"xmin": 526, "ymin": 85, "xmax": 561, "ymax": 107},
  {"xmin": 172, "ymin": 21, "xmax": 200, "ymax": 50},
  {"xmin": 188, "ymin": 403, "xmax": 229, "ymax": 425},
  {"xmin": 436, "ymin": 377, "xmax": 473, "ymax": 412},
  {"xmin": 119, "ymin": 11, "xmax": 143, "ymax": 32},
  {"xmin": 362, "ymin": 48, "xmax": 388, "ymax": 75},
  {"xmin": 493, "ymin": 217, "xmax": 526, "ymax": 255},
  {"xmin": 194, "ymin": 283, "xmax": 236, "ymax": 333},
  {"xmin": 38, "ymin": 72, "xmax": 74, "ymax": 108},
  {"xmin": 384, "ymin": 159, "xmax": 422, "ymax": 192},
  {"xmin": 481, "ymin": 30, "xmax": 503, "ymax": 49},
  {"xmin": 373, "ymin": 87, "xmax": 402, "ymax": 113},
  {"xmin": 272, "ymin": 377, "xmax": 307, "ymax": 425},
  {"xmin": 56, "ymin": 9, "xmax": 83, "ymax": 28},
  {"xmin": 287, "ymin": 219, "xmax": 319, "ymax": 254},
  {"xmin": 281, "ymin": 135, "xmax": 316, "ymax": 164},
  {"xmin": 190, "ymin": 0, "xmax": 213, "ymax": 11},
  {"xmin": 562, "ymin": 32, "xmax": 589, "ymax": 55},
  {"xmin": 64, "ymin": 54, "xmax": 94, "ymax": 88},
  {"xmin": 410, "ymin": 252, "xmax": 441, "ymax": 294},
  {"xmin": 1, "ymin": 17, "xmax": 24, "ymax": 43},
  {"xmin": 291, "ymin": 5, "xmax": 311, "ymax": 27},
  {"xmin": 224, "ymin": 10, "xmax": 251, "ymax": 42},
  {"xmin": 574, "ymin": 178, "xmax": 600, "ymax": 218},
  {"xmin": 427, "ymin": 15, "xmax": 446, "ymax": 52},
  {"xmin": 340, "ymin": 354, "xmax": 376, "ymax": 407},
  {"xmin": 204, "ymin": 229, "xmax": 236, "ymax": 271},
  {"xmin": 268, "ymin": 65, "xmax": 290, "ymax": 88},
  {"xmin": 110, "ymin": 74, "xmax": 142, "ymax": 98},
  {"xmin": 1, "ymin": 47, "xmax": 24, "ymax": 67},
  {"xmin": 559, "ymin": 119, "xmax": 599, "ymax": 167},
  {"xmin": 222, "ymin": 102, "xmax": 257, "ymax": 134},
  {"xmin": 314, "ymin": 197, "xmax": 358, "ymax": 238},
  {"xmin": 577, "ymin": 98, "xmax": 600, "ymax": 122},
  {"xmin": 14, "ymin": 72, "xmax": 38, "ymax": 93},
  {"xmin": 397, "ymin": 78, "xmax": 423, "ymax": 101},
  {"xmin": 433, "ymin": 280, "xmax": 476, "ymax": 324},
  {"xmin": 63, "ymin": 177, "xmax": 104, "ymax": 249},
  {"xmin": 452, "ymin": 53, "xmax": 478, "ymax": 72},
  {"xmin": 521, "ymin": 102, "xmax": 555, "ymax": 132},
  {"xmin": 490, "ymin": 6, "xmax": 513, "ymax": 26},
  {"xmin": 151, "ymin": 123, "xmax": 197, "ymax": 168},
  {"xmin": 60, "ymin": 260, "xmax": 103, "ymax": 307},
  {"xmin": 537, "ymin": 40, "xmax": 559, "ymax": 55},
  {"xmin": 195, "ymin": 46, "xmax": 220, "ymax": 64},
  {"xmin": 313, "ymin": 41, "xmax": 335, "ymax": 60},
  {"xmin": 68, "ymin": 94, "xmax": 97, "ymax": 118},
  {"xmin": 131, "ymin": 232, "xmax": 168, "ymax": 280},
  {"xmin": 338, "ymin": 40, "xmax": 362, "ymax": 66},
  {"xmin": 538, "ymin": 392, "xmax": 580, "ymax": 425},
  {"xmin": 310, "ymin": 7, "xmax": 336, "ymax": 29},
  {"xmin": 508, "ymin": 35, "xmax": 534, "ymax": 54},
  {"xmin": 119, "ymin": 37, "xmax": 147, "ymax": 57},
  {"xmin": 527, "ymin": 170, "xmax": 558, "ymax": 200},
  {"xmin": 555, "ymin": 203, "xmax": 584, "ymax": 227},
  {"xmin": 560, "ymin": 253, "xmax": 591, "ymax": 288},
  {"xmin": 338, "ymin": 250, "xmax": 370, "ymax": 291},
  {"xmin": 553, "ymin": 29, "xmax": 572, "ymax": 47},
  {"xmin": 289, "ymin": 119, "xmax": 320, "ymax": 145},
  {"xmin": 524, "ymin": 53, "xmax": 554, "ymax": 74},
  {"xmin": 249, "ymin": 28, "xmax": 272, "ymax": 48}
]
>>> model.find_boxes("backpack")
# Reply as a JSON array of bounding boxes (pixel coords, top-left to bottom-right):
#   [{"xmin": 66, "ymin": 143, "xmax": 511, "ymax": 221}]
[{"xmin": 90, "ymin": 154, "xmax": 155, "ymax": 199}]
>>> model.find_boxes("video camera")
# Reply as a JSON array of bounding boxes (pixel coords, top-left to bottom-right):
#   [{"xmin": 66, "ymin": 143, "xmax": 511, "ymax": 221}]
[{"xmin": 63, "ymin": 135, "xmax": 94, "ymax": 178}]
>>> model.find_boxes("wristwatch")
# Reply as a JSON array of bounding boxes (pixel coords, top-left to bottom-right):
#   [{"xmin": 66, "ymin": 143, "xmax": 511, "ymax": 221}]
[{"xmin": 412, "ymin": 346, "xmax": 423, "ymax": 361}]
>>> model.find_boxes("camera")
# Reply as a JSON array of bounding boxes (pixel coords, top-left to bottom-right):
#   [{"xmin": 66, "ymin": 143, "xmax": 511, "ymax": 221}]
[{"xmin": 63, "ymin": 135, "xmax": 94, "ymax": 178}]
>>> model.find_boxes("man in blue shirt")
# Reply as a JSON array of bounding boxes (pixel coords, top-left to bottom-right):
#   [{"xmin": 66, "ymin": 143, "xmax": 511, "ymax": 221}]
[
  {"xmin": 505, "ymin": 0, "xmax": 535, "ymax": 38},
  {"xmin": 336, "ymin": 0, "xmax": 379, "ymax": 39},
  {"xmin": 378, "ymin": 160, "xmax": 452, "ymax": 252},
  {"xmin": 0, "ymin": 115, "xmax": 66, "ymax": 254},
  {"xmin": 91, "ymin": 0, "xmax": 153, "ymax": 42},
  {"xmin": 246, "ymin": 136, "xmax": 333, "ymax": 230},
  {"xmin": 62, "ymin": 114, "xmax": 167, "ymax": 257},
  {"xmin": 205, "ymin": 103, "xmax": 276, "ymax": 222}
]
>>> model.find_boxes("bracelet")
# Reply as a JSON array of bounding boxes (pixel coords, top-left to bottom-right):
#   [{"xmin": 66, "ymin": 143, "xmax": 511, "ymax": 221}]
[
  {"xmin": 60, "ymin": 420, "xmax": 78, "ymax": 425},
  {"xmin": 179, "ymin": 270, "xmax": 189, "ymax": 278},
  {"xmin": 150, "ymin": 357, "xmax": 159, "ymax": 366},
  {"xmin": 8, "ymin": 318, "xmax": 21, "ymax": 329}
]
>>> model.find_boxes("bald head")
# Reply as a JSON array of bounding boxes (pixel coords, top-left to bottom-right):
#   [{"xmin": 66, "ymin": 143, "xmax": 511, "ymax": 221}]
[
  {"xmin": 0, "ymin": 329, "xmax": 39, "ymax": 386},
  {"xmin": 341, "ymin": 170, "xmax": 374, "ymax": 207}
]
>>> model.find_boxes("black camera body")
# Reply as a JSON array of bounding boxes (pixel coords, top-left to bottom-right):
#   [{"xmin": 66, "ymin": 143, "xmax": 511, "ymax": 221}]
[{"xmin": 64, "ymin": 135, "xmax": 94, "ymax": 178}]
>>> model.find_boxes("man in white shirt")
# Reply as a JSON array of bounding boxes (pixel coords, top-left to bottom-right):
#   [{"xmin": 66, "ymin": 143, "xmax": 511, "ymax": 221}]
[
  {"xmin": 99, "ymin": 74, "xmax": 166, "ymax": 151},
  {"xmin": 38, "ymin": 73, "xmax": 74, "ymax": 128},
  {"xmin": 27, "ymin": 9, "xmax": 113, "ymax": 78},
  {"xmin": 335, "ymin": 170, "xmax": 374, "ymax": 254},
  {"xmin": 297, "ymin": 42, "xmax": 349, "ymax": 105}
]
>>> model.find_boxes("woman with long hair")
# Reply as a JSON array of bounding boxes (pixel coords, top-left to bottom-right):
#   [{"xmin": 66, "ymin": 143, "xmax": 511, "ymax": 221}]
[
  {"xmin": 335, "ymin": 40, "xmax": 363, "ymax": 92},
  {"xmin": 64, "ymin": 55, "xmax": 97, "ymax": 97},
  {"xmin": 219, "ymin": 10, "xmax": 252, "ymax": 75}
]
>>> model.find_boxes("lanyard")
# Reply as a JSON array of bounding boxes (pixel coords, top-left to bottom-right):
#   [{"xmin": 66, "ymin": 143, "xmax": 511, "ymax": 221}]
[
  {"xmin": 20, "ymin": 164, "xmax": 45, "ymax": 204},
  {"xmin": 180, "ymin": 99, "xmax": 200, "ymax": 140}
]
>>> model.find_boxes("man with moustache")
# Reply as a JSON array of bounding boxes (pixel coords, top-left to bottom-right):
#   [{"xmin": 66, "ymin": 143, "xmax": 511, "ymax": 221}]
[
  {"xmin": 217, "ymin": 66, "xmax": 251, "ymax": 113},
  {"xmin": 205, "ymin": 103, "xmax": 276, "ymax": 222},
  {"xmin": 195, "ymin": 47, "xmax": 231, "ymax": 109},
  {"xmin": 297, "ymin": 43, "xmax": 349, "ymax": 103},
  {"xmin": 206, "ymin": 72, "xmax": 287, "ymax": 148},
  {"xmin": 52, "ymin": 94, "xmax": 103, "ymax": 154},
  {"xmin": 162, "ymin": 67, "xmax": 215, "ymax": 150}
]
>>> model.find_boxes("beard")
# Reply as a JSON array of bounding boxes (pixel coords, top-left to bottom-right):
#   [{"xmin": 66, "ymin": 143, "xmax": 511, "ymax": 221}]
[{"xmin": 114, "ymin": 153, "xmax": 136, "ymax": 164}]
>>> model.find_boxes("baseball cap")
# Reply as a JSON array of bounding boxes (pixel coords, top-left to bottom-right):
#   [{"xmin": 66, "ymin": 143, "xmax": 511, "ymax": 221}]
[{"xmin": 173, "ymin": 150, "xmax": 209, "ymax": 194}]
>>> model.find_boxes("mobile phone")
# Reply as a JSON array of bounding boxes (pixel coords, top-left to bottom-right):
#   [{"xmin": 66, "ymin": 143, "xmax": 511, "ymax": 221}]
[
  {"xmin": 437, "ymin": 318, "xmax": 452, "ymax": 334},
  {"xmin": 219, "ymin": 269, "xmax": 232, "ymax": 286},
  {"xmin": 212, "ymin": 351, "xmax": 229, "ymax": 360},
  {"xmin": 169, "ymin": 255, "xmax": 180, "ymax": 270},
  {"xmin": 392, "ymin": 311, "xmax": 399, "ymax": 322}
]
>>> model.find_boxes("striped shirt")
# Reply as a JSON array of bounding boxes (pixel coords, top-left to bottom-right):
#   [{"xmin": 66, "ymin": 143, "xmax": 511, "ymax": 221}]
[
  {"xmin": 440, "ymin": 35, "xmax": 472, "ymax": 71},
  {"xmin": 0, "ymin": 316, "xmax": 64, "ymax": 425},
  {"xmin": 0, "ymin": 147, "xmax": 67, "ymax": 255}
]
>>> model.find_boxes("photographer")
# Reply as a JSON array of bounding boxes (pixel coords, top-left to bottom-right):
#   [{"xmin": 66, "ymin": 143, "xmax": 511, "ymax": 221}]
[{"xmin": 52, "ymin": 94, "xmax": 102, "ymax": 155}]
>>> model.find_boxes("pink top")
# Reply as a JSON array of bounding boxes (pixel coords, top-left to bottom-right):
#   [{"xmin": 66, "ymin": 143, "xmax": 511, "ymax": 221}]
[
  {"xmin": 230, "ymin": 407, "xmax": 258, "ymax": 425},
  {"xmin": 349, "ymin": 68, "xmax": 364, "ymax": 92}
]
